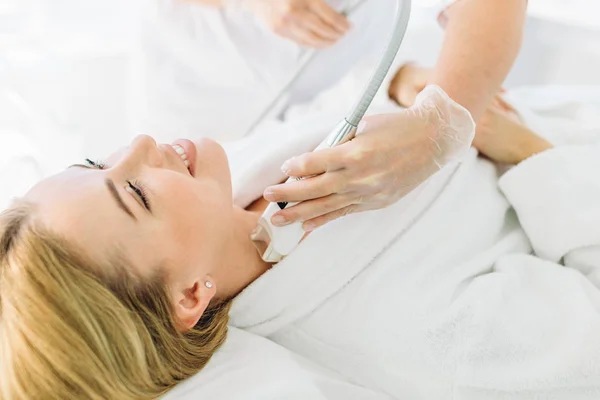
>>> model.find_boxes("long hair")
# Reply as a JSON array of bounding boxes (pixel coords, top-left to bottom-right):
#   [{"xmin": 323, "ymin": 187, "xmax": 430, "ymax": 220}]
[{"xmin": 0, "ymin": 201, "xmax": 232, "ymax": 399}]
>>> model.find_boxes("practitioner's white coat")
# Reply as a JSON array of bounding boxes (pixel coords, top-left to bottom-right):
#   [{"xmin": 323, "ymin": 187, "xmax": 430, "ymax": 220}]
[{"xmin": 132, "ymin": 0, "xmax": 451, "ymax": 142}]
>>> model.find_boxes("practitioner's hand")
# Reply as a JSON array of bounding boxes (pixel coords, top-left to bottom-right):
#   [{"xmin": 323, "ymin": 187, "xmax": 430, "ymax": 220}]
[
  {"xmin": 388, "ymin": 64, "xmax": 432, "ymax": 108},
  {"xmin": 263, "ymin": 85, "xmax": 475, "ymax": 231},
  {"xmin": 475, "ymin": 95, "xmax": 553, "ymax": 164},
  {"xmin": 231, "ymin": 0, "xmax": 350, "ymax": 48}
]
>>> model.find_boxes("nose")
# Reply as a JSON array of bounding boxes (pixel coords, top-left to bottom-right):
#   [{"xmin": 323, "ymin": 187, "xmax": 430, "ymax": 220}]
[{"xmin": 127, "ymin": 134, "xmax": 162, "ymax": 167}]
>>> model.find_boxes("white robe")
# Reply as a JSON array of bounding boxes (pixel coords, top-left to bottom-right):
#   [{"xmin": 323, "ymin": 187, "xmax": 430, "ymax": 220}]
[{"xmin": 225, "ymin": 109, "xmax": 600, "ymax": 398}]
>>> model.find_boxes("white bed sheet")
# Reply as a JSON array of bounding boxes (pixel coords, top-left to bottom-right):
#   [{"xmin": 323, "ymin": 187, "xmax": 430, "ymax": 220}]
[{"xmin": 161, "ymin": 327, "xmax": 390, "ymax": 400}]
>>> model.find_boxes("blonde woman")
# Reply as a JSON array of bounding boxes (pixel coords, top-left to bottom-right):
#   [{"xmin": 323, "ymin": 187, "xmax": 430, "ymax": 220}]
[{"xmin": 2, "ymin": 80, "xmax": 600, "ymax": 399}]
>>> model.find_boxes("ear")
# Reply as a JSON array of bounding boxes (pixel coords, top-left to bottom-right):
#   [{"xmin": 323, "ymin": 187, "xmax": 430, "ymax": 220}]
[{"xmin": 173, "ymin": 278, "xmax": 216, "ymax": 332}]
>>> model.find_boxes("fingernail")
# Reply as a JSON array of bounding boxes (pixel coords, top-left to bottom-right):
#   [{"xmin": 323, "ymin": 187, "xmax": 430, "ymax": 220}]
[
  {"xmin": 271, "ymin": 215, "xmax": 288, "ymax": 226},
  {"xmin": 264, "ymin": 190, "xmax": 277, "ymax": 201},
  {"xmin": 303, "ymin": 222, "xmax": 316, "ymax": 232}
]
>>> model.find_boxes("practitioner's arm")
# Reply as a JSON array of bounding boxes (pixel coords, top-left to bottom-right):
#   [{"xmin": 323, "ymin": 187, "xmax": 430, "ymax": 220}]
[
  {"xmin": 429, "ymin": 0, "xmax": 527, "ymax": 121},
  {"xmin": 389, "ymin": 0, "xmax": 527, "ymax": 120}
]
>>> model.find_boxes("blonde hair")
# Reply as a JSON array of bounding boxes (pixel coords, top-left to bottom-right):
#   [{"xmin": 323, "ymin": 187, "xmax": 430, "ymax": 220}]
[{"xmin": 0, "ymin": 201, "xmax": 232, "ymax": 400}]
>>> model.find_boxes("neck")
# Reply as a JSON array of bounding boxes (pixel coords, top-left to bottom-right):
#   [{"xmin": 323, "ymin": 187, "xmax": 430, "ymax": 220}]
[{"xmin": 213, "ymin": 205, "xmax": 271, "ymax": 299}]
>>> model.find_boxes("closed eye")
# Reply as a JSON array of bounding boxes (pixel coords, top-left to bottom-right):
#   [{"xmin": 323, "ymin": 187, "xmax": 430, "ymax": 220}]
[
  {"xmin": 85, "ymin": 159, "xmax": 107, "ymax": 170},
  {"xmin": 71, "ymin": 159, "xmax": 153, "ymax": 215},
  {"xmin": 127, "ymin": 180, "xmax": 151, "ymax": 212}
]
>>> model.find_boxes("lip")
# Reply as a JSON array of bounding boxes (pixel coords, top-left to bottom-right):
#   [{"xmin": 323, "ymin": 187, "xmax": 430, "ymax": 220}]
[{"xmin": 172, "ymin": 139, "xmax": 197, "ymax": 177}]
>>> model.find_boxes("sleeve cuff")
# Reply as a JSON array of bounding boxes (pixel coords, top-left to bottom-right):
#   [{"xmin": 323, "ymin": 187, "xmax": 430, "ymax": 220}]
[{"xmin": 499, "ymin": 144, "xmax": 600, "ymax": 262}]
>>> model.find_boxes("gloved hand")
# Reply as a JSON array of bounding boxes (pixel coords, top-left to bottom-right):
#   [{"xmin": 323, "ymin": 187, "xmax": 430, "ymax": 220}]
[
  {"xmin": 263, "ymin": 85, "xmax": 476, "ymax": 231},
  {"xmin": 226, "ymin": 0, "xmax": 350, "ymax": 48}
]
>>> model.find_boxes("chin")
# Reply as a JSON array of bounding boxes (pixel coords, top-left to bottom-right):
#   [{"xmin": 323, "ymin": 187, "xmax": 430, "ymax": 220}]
[{"xmin": 192, "ymin": 138, "xmax": 233, "ymax": 198}]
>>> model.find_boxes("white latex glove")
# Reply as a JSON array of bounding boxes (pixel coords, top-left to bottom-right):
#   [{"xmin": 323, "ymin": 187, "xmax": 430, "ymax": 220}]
[
  {"xmin": 263, "ymin": 85, "xmax": 475, "ymax": 230},
  {"xmin": 226, "ymin": 0, "xmax": 350, "ymax": 48}
]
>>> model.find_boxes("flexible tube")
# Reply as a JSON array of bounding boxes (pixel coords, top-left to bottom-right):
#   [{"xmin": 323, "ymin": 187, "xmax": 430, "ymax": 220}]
[{"xmin": 346, "ymin": 0, "xmax": 412, "ymax": 126}]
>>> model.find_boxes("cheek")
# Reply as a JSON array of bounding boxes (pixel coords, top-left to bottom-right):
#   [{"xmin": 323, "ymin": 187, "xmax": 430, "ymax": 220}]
[{"xmin": 160, "ymin": 177, "xmax": 233, "ymax": 252}]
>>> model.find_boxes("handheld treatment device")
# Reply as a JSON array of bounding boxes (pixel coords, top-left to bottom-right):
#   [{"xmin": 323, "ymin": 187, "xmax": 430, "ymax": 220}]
[{"xmin": 251, "ymin": 0, "xmax": 412, "ymax": 262}]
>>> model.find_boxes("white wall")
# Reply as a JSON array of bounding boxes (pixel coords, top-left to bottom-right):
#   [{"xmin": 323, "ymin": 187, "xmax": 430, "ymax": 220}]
[{"xmin": 528, "ymin": 0, "xmax": 600, "ymax": 30}]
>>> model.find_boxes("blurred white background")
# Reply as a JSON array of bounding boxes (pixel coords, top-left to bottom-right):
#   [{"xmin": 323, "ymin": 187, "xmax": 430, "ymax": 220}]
[{"xmin": 1, "ymin": 0, "xmax": 599, "ymax": 209}]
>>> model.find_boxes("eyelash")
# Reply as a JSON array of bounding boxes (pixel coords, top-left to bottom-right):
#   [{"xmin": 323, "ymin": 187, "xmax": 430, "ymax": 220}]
[
  {"xmin": 85, "ymin": 158, "xmax": 107, "ymax": 169},
  {"xmin": 84, "ymin": 158, "xmax": 151, "ymax": 211},
  {"xmin": 127, "ymin": 180, "xmax": 151, "ymax": 211}
]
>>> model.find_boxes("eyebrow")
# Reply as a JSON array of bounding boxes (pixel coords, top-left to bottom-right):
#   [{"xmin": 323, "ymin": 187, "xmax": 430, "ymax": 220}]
[
  {"xmin": 105, "ymin": 179, "xmax": 137, "ymax": 220},
  {"xmin": 68, "ymin": 164, "xmax": 137, "ymax": 220},
  {"xmin": 69, "ymin": 163, "xmax": 92, "ymax": 170}
]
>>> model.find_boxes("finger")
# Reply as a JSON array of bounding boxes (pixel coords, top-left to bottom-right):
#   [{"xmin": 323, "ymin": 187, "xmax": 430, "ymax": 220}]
[
  {"xmin": 489, "ymin": 96, "xmax": 502, "ymax": 110},
  {"xmin": 489, "ymin": 94, "xmax": 510, "ymax": 113},
  {"xmin": 298, "ymin": 10, "xmax": 342, "ymax": 41},
  {"xmin": 287, "ymin": 22, "xmax": 332, "ymax": 48},
  {"xmin": 495, "ymin": 95, "xmax": 516, "ymax": 113},
  {"xmin": 264, "ymin": 170, "xmax": 343, "ymax": 203},
  {"xmin": 281, "ymin": 146, "xmax": 346, "ymax": 177},
  {"xmin": 302, "ymin": 204, "xmax": 358, "ymax": 231},
  {"xmin": 270, "ymin": 193, "xmax": 354, "ymax": 226},
  {"xmin": 399, "ymin": 87, "xmax": 420, "ymax": 108},
  {"xmin": 309, "ymin": 0, "xmax": 350, "ymax": 33}
]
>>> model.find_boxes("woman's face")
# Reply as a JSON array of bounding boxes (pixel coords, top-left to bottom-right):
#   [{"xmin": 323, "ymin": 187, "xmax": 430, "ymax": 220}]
[{"xmin": 25, "ymin": 135, "xmax": 234, "ymax": 289}]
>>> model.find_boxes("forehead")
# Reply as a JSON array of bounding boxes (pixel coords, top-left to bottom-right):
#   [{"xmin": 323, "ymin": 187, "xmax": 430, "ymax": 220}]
[{"xmin": 25, "ymin": 168, "xmax": 150, "ymax": 270}]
